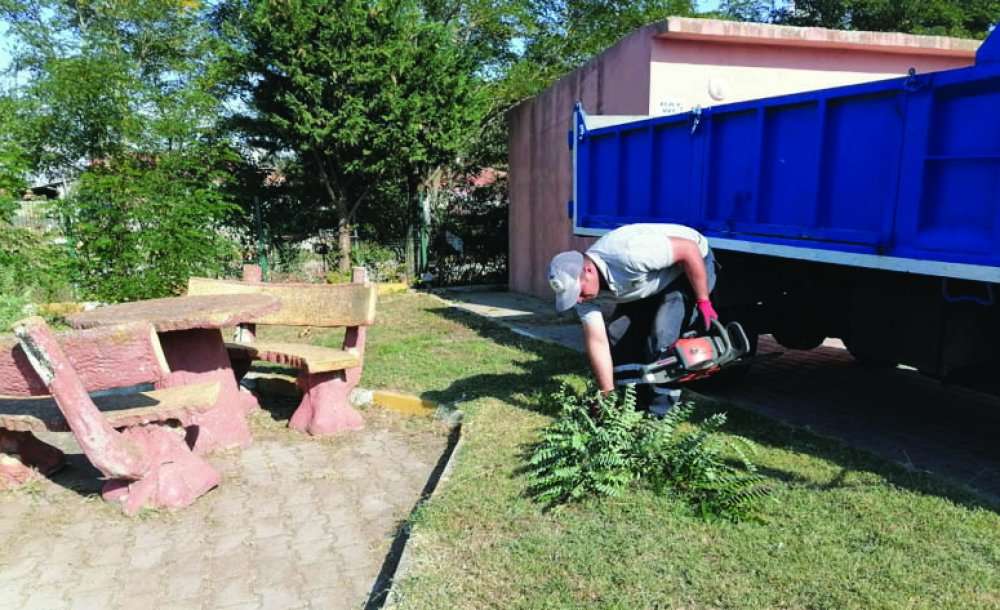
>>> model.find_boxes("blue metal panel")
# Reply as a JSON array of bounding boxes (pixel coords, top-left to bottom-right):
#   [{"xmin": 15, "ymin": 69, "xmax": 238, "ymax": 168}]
[
  {"xmin": 571, "ymin": 25, "xmax": 1000, "ymax": 279},
  {"xmin": 978, "ymin": 25, "xmax": 1000, "ymax": 64}
]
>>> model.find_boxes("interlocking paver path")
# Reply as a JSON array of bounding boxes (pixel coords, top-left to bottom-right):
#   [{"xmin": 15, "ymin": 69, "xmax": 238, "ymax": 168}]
[{"xmin": 0, "ymin": 405, "xmax": 449, "ymax": 610}]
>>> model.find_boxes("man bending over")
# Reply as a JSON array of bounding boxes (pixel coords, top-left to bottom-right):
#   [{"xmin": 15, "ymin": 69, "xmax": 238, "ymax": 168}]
[{"xmin": 547, "ymin": 223, "xmax": 719, "ymax": 414}]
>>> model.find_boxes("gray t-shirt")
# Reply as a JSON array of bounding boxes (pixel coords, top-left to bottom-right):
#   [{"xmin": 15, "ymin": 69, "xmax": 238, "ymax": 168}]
[{"xmin": 575, "ymin": 223, "xmax": 709, "ymax": 326}]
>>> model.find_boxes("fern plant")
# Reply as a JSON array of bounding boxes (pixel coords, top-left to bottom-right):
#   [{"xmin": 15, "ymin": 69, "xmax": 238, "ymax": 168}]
[
  {"xmin": 526, "ymin": 385, "xmax": 644, "ymax": 505},
  {"xmin": 527, "ymin": 384, "xmax": 769, "ymax": 521},
  {"xmin": 639, "ymin": 405, "xmax": 769, "ymax": 522}
]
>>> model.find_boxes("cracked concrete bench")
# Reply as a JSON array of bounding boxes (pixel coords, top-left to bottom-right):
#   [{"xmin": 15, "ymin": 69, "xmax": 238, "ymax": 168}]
[
  {"xmin": 186, "ymin": 266, "xmax": 377, "ymax": 436},
  {"xmin": 1, "ymin": 318, "xmax": 221, "ymax": 514}
]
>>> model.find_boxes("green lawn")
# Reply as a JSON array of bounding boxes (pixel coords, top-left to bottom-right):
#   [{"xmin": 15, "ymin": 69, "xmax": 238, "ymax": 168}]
[{"xmin": 353, "ymin": 292, "xmax": 1000, "ymax": 610}]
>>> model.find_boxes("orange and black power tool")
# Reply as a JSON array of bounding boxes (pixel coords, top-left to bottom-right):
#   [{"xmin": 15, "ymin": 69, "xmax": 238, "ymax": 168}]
[{"xmin": 612, "ymin": 320, "xmax": 752, "ymax": 386}]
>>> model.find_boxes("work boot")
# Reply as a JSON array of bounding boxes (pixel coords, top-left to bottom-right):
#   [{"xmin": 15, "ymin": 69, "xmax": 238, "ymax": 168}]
[{"xmin": 649, "ymin": 385, "xmax": 682, "ymax": 417}]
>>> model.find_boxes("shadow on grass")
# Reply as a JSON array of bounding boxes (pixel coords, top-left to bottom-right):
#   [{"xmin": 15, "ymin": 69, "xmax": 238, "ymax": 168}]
[
  {"xmin": 417, "ymin": 306, "xmax": 589, "ymax": 415},
  {"xmin": 425, "ymin": 303, "xmax": 1000, "ymax": 516}
]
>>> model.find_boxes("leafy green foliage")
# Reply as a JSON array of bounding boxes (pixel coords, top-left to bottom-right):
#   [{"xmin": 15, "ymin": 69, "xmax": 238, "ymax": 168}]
[
  {"xmin": 2, "ymin": 0, "xmax": 244, "ymax": 302},
  {"xmin": 527, "ymin": 384, "xmax": 768, "ymax": 521},
  {"xmin": 0, "ymin": 217, "xmax": 76, "ymax": 301},
  {"xmin": 0, "ymin": 264, "xmax": 31, "ymax": 329},
  {"xmin": 0, "ymin": 95, "xmax": 75, "ymax": 303},
  {"xmin": 640, "ymin": 404, "xmax": 770, "ymax": 522},
  {"xmin": 349, "ymin": 242, "xmax": 404, "ymax": 282},
  {"xmin": 528, "ymin": 385, "xmax": 645, "ymax": 504},
  {"xmin": 778, "ymin": 0, "xmax": 999, "ymax": 37},
  {"xmin": 718, "ymin": 0, "xmax": 998, "ymax": 38},
  {"xmin": 220, "ymin": 0, "xmax": 484, "ymax": 269},
  {"xmin": 0, "ymin": 96, "xmax": 30, "ymax": 223},
  {"xmin": 63, "ymin": 153, "xmax": 240, "ymax": 302}
]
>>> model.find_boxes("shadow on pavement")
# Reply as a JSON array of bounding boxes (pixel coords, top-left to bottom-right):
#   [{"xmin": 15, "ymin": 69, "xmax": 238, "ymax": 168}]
[{"xmin": 419, "ymin": 306, "xmax": 588, "ymax": 416}]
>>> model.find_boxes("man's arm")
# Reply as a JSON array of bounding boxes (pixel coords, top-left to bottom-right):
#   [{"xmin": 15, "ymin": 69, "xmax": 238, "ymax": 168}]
[
  {"xmin": 668, "ymin": 237, "xmax": 710, "ymax": 300},
  {"xmin": 582, "ymin": 320, "xmax": 615, "ymax": 393},
  {"xmin": 669, "ymin": 236, "xmax": 718, "ymax": 329}
]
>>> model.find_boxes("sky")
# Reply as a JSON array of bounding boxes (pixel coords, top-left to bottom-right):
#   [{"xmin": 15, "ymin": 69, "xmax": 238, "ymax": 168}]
[
  {"xmin": 0, "ymin": 1, "xmax": 723, "ymax": 78},
  {"xmin": 0, "ymin": 22, "xmax": 10, "ymax": 73}
]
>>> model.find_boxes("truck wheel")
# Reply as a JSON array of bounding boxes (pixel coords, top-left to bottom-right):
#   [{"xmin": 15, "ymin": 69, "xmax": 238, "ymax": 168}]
[
  {"xmin": 844, "ymin": 338, "xmax": 894, "ymax": 368},
  {"xmin": 773, "ymin": 327, "xmax": 825, "ymax": 351}
]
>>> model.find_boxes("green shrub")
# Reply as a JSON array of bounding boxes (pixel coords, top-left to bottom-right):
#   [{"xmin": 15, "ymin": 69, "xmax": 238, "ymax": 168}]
[
  {"xmin": 527, "ymin": 384, "xmax": 644, "ymax": 504},
  {"xmin": 324, "ymin": 269, "xmax": 352, "ymax": 284},
  {"xmin": 61, "ymin": 153, "xmax": 241, "ymax": 303},
  {"xmin": 526, "ymin": 385, "xmax": 769, "ymax": 521},
  {"xmin": 349, "ymin": 242, "xmax": 404, "ymax": 282},
  {"xmin": 0, "ymin": 266, "xmax": 31, "ymax": 330},
  {"xmin": 0, "ymin": 217, "xmax": 77, "ymax": 304}
]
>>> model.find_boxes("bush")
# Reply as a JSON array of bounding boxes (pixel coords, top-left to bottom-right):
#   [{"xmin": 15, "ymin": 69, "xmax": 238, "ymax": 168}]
[
  {"xmin": 0, "ymin": 266, "xmax": 31, "ymax": 330},
  {"xmin": 350, "ymin": 241, "xmax": 404, "ymax": 282},
  {"xmin": 0, "ymin": 216, "xmax": 77, "ymax": 304},
  {"xmin": 60, "ymin": 153, "xmax": 241, "ymax": 303},
  {"xmin": 526, "ymin": 385, "xmax": 769, "ymax": 521},
  {"xmin": 324, "ymin": 241, "xmax": 405, "ymax": 283}
]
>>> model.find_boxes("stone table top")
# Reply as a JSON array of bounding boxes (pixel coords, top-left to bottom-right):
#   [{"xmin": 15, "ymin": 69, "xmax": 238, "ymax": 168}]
[{"xmin": 67, "ymin": 294, "xmax": 281, "ymax": 332}]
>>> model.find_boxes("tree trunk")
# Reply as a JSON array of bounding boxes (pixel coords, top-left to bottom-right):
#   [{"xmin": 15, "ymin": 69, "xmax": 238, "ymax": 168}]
[
  {"xmin": 312, "ymin": 152, "xmax": 352, "ymax": 275},
  {"xmin": 338, "ymin": 210, "xmax": 351, "ymax": 274}
]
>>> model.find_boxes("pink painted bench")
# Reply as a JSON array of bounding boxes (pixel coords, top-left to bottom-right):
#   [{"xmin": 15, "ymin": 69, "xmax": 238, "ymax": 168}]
[
  {"xmin": 65, "ymin": 293, "xmax": 281, "ymax": 453},
  {"xmin": 186, "ymin": 267, "xmax": 377, "ymax": 436},
  {"xmin": 0, "ymin": 318, "xmax": 221, "ymax": 514}
]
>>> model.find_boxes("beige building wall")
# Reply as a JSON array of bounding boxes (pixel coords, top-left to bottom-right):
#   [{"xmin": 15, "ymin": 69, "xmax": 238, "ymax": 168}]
[{"xmin": 508, "ymin": 17, "xmax": 979, "ymax": 299}]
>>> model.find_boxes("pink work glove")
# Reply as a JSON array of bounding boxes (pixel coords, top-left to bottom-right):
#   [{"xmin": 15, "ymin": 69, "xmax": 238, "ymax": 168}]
[{"xmin": 696, "ymin": 298, "xmax": 719, "ymax": 331}]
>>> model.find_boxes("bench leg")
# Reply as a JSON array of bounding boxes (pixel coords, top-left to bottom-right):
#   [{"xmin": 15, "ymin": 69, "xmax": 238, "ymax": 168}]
[
  {"xmin": 101, "ymin": 425, "xmax": 220, "ymax": 515},
  {"xmin": 156, "ymin": 328, "xmax": 255, "ymax": 453},
  {"xmin": 289, "ymin": 369, "xmax": 364, "ymax": 436},
  {"xmin": 0, "ymin": 430, "xmax": 66, "ymax": 489}
]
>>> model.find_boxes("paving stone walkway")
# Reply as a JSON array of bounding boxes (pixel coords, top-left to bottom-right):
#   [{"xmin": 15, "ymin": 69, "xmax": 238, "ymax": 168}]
[
  {"xmin": 0, "ymin": 405, "xmax": 449, "ymax": 610},
  {"xmin": 436, "ymin": 288, "xmax": 1000, "ymax": 503}
]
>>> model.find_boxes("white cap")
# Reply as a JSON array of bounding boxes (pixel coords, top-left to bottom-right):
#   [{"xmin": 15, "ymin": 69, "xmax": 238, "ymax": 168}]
[{"xmin": 548, "ymin": 251, "xmax": 584, "ymax": 312}]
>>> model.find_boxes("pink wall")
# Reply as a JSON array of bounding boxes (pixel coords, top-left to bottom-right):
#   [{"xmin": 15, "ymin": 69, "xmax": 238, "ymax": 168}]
[
  {"xmin": 508, "ymin": 23, "xmax": 657, "ymax": 298},
  {"xmin": 648, "ymin": 39, "xmax": 972, "ymax": 113}
]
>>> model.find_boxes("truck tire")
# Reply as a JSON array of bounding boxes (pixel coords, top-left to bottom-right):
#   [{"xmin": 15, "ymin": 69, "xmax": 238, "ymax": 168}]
[
  {"xmin": 844, "ymin": 338, "xmax": 894, "ymax": 368},
  {"xmin": 772, "ymin": 327, "xmax": 826, "ymax": 351}
]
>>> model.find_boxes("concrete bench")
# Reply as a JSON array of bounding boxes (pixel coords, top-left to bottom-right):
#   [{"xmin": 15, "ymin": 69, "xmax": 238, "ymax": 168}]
[
  {"xmin": 1, "ymin": 318, "xmax": 221, "ymax": 514},
  {"xmin": 186, "ymin": 266, "xmax": 377, "ymax": 436}
]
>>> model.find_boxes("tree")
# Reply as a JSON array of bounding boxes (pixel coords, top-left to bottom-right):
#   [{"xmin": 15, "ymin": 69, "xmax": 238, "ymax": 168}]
[
  {"xmin": 0, "ymin": 93, "xmax": 75, "ymax": 300},
  {"xmin": 1, "ymin": 0, "xmax": 241, "ymax": 301},
  {"xmin": 513, "ymin": 1, "xmax": 695, "ymax": 99},
  {"xmin": 715, "ymin": 0, "xmax": 779, "ymax": 22},
  {"xmin": 783, "ymin": 1, "xmax": 999, "ymax": 38},
  {"xmin": 220, "ymin": 0, "xmax": 482, "ymax": 272},
  {"xmin": 0, "ymin": 95, "xmax": 28, "ymax": 223},
  {"xmin": 715, "ymin": 0, "xmax": 999, "ymax": 38}
]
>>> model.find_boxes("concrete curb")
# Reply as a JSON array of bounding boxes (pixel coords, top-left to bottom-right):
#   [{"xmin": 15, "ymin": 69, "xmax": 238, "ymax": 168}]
[
  {"xmin": 377, "ymin": 424, "xmax": 463, "ymax": 610},
  {"xmin": 424, "ymin": 283, "xmax": 508, "ymax": 293},
  {"xmin": 360, "ymin": 392, "xmax": 465, "ymax": 610},
  {"xmin": 377, "ymin": 282, "xmax": 411, "ymax": 296}
]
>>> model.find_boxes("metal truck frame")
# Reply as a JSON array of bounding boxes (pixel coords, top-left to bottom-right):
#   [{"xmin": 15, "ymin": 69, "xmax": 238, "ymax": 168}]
[{"xmin": 570, "ymin": 26, "xmax": 1000, "ymax": 390}]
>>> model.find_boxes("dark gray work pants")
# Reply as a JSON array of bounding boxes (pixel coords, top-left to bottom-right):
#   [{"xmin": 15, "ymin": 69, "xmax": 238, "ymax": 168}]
[{"xmin": 606, "ymin": 250, "xmax": 717, "ymax": 414}]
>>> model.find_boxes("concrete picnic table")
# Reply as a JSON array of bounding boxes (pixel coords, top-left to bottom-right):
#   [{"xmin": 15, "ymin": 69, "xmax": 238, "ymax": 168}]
[{"xmin": 67, "ymin": 293, "xmax": 281, "ymax": 453}]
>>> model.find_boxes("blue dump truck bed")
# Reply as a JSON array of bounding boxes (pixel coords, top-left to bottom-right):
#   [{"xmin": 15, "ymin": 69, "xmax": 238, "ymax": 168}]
[{"xmin": 571, "ymin": 27, "xmax": 1000, "ymax": 283}]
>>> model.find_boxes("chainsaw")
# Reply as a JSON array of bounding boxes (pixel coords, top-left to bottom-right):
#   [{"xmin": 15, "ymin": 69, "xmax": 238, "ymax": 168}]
[{"xmin": 613, "ymin": 320, "xmax": 753, "ymax": 386}]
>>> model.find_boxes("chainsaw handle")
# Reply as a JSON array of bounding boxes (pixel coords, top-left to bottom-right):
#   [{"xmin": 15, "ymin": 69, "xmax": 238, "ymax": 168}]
[
  {"xmin": 725, "ymin": 321, "xmax": 751, "ymax": 355},
  {"xmin": 709, "ymin": 319, "xmax": 732, "ymax": 354}
]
